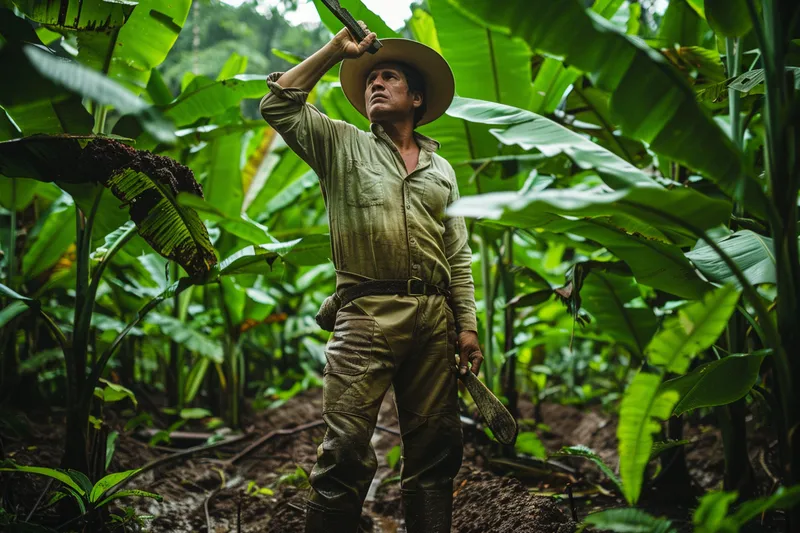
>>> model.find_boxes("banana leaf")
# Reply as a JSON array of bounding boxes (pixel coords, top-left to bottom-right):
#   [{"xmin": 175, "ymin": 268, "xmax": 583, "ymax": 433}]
[
  {"xmin": 661, "ymin": 351, "xmax": 768, "ymax": 416},
  {"xmin": 581, "ymin": 271, "xmax": 657, "ymax": 357},
  {"xmin": 686, "ymin": 230, "xmax": 786, "ymax": 288},
  {"xmin": 445, "ymin": 0, "xmax": 751, "ymax": 202},
  {"xmin": 77, "ymin": 0, "xmax": 190, "ymax": 94},
  {"xmin": 0, "ymin": 135, "xmax": 217, "ymax": 278},
  {"xmin": 11, "ymin": 0, "xmax": 133, "ymax": 31},
  {"xmin": 646, "ymin": 284, "xmax": 741, "ymax": 373},
  {"xmin": 446, "ymin": 97, "xmax": 656, "ymax": 189},
  {"xmin": 617, "ymin": 372, "xmax": 680, "ymax": 504}
]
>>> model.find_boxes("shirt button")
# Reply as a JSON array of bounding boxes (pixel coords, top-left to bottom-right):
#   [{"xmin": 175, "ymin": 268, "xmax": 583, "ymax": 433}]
[
  {"xmin": 412, "ymin": 264, "xmax": 420, "ymax": 270},
  {"xmin": 406, "ymin": 203, "xmax": 410, "ymax": 209},
  {"xmin": 410, "ymin": 237, "xmax": 416, "ymax": 244}
]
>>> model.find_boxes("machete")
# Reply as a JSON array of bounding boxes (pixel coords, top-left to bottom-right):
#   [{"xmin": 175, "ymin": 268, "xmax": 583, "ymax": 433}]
[
  {"xmin": 459, "ymin": 369, "xmax": 518, "ymax": 445},
  {"xmin": 319, "ymin": 0, "xmax": 382, "ymax": 54}
]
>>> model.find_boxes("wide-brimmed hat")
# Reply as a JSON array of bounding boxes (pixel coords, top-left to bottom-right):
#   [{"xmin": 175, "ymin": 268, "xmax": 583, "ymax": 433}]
[{"xmin": 339, "ymin": 39, "xmax": 455, "ymax": 127}]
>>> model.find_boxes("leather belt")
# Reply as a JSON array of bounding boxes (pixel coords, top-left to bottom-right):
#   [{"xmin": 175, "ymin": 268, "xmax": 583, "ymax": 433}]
[{"xmin": 340, "ymin": 278, "xmax": 450, "ymax": 308}]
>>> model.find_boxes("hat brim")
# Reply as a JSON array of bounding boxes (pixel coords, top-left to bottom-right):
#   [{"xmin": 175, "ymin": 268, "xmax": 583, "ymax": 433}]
[{"xmin": 339, "ymin": 39, "xmax": 455, "ymax": 127}]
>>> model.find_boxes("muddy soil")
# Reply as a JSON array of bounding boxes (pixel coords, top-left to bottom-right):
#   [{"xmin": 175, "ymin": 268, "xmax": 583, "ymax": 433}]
[{"xmin": 2, "ymin": 389, "xmax": 786, "ymax": 532}]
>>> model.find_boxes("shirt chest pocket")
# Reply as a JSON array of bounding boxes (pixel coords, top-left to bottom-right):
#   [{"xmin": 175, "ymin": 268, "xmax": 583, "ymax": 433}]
[
  {"xmin": 346, "ymin": 159, "xmax": 385, "ymax": 207},
  {"xmin": 422, "ymin": 171, "xmax": 452, "ymax": 217}
]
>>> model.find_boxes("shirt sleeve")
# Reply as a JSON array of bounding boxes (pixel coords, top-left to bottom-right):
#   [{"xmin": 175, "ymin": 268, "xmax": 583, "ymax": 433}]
[
  {"xmin": 259, "ymin": 72, "xmax": 350, "ymax": 186},
  {"xmin": 443, "ymin": 166, "xmax": 478, "ymax": 333}
]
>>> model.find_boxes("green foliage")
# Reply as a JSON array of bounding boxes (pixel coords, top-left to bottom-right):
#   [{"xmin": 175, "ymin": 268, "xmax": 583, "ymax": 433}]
[
  {"xmin": 552, "ymin": 445, "xmax": 623, "ymax": 495},
  {"xmin": 515, "ymin": 431, "xmax": 547, "ymax": 459},
  {"xmin": 580, "ymin": 507, "xmax": 677, "ymax": 533},
  {"xmin": 693, "ymin": 486, "xmax": 800, "ymax": 533},
  {"xmin": 617, "ymin": 373, "xmax": 680, "ymax": 504},
  {"xmin": 645, "ymin": 285, "xmax": 741, "ymax": 373},
  {"xmin": 662, "ymin": 351, "xmax": 768, "ymax": 416}
]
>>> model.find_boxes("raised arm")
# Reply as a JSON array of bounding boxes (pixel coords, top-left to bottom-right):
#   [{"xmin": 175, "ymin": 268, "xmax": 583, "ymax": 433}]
[
  {"xmin": 276, "ymin": 25, "xmax": 376, "ymax": 92},
  {"xmin": 259, "ymin": 24, "xmax": 376, "ymax": 180}
]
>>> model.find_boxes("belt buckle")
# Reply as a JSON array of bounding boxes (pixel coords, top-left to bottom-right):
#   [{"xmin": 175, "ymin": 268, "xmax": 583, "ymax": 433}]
[{"xmin": 407, "ymin": 278, "xmax": 425, "ymax": 296}]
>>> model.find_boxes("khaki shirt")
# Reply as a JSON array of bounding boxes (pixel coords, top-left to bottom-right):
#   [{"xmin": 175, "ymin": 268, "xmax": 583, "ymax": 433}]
[{"xmin": 259, "ymin": 73, "xmax": 477, "ymax": 333}]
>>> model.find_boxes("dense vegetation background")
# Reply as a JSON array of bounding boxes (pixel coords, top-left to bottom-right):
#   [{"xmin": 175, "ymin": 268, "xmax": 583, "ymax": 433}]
[{"xmin": 0, "ymin": 0, "xmax": 799, "ymax": 531}]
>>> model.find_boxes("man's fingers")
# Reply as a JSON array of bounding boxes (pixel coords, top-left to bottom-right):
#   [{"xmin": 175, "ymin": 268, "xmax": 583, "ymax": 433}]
[
  {"xmin": 357, "ymin": 32, "xmax": 376, "ymax": 52},
  {"xmin": 470, "ymin": 352, "xmax": 484, "ymax": 375},
  {"xmin": 459, "ymin": 350, "xmax": 470, "ymax": 375}
]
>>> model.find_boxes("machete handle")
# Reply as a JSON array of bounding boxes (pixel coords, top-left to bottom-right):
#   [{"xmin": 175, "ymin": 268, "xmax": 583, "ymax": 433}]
[{"xmin": 320, "ymin": 0, "xmax": 382, "ymax": 55}]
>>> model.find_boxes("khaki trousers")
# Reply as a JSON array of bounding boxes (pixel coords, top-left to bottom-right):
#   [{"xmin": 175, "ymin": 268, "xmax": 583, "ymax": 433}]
[{"xmin": 306, "ymin": 293, "xmax": 463, "ymax": 520}]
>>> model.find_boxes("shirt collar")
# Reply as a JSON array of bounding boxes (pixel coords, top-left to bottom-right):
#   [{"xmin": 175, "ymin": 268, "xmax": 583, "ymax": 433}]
[{"xmin": 370, "ymin": 123, "xmax": 441, "ymax": 153}]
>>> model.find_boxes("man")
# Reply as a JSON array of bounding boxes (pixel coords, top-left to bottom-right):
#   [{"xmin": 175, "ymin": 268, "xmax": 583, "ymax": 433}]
[{"xmin": 259, "ymin": 22, "xmax": 484, "ymax": 533}]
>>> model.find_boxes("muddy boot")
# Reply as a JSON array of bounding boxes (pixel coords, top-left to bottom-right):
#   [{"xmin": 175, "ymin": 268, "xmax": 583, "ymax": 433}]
[
  {"xmin": 304, "ymin": 500, "xmax": 362, "ymax": 533},
  {"xmin": 402, "ymin": 489, "xmax": 453, "ymax": 533}
]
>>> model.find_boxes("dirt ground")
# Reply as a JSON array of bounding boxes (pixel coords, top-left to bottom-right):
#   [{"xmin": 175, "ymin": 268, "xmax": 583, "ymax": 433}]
[{"xmin": 1, "ymin": 388, "xmax": 787, "ymax": 532}]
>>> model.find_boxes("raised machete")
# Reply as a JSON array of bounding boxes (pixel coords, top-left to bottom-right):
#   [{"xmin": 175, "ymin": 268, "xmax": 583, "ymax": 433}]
[{"xmin": 319, "ymin": 0, "xmax": 382, "ymax": 54}]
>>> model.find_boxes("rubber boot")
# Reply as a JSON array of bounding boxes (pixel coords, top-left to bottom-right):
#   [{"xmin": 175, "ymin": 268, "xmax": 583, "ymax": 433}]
[
  {"xmin": 304, "ymin": 500, "xmax": 362, "ymax": 533},
  {"xmin": 401, "ymin": 489, "xmax": 453, "ymax": 533}
]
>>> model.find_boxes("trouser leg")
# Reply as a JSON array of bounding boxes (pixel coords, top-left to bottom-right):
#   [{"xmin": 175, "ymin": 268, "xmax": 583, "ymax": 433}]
[
  {"xmin": 394, "ymin": 297, "xmax": 463, "ymax": 532},
  {"xmin": 305, "ymin": 302, "xmax": 394, "ymax": 532}
]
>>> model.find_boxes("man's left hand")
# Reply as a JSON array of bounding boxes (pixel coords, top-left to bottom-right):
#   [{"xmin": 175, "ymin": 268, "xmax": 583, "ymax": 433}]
[{"xmin": 457, "ymin": 331, "xmax": 483, "ymax": 376}]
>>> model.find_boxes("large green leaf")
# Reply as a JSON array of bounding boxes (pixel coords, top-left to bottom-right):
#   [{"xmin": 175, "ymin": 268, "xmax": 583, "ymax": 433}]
[
  {"xmin": 0, "ymin": 176, "xmax": 56, "ymax": 210},
  {"xmin": 582, "ymin": 508, "xmax": 677, "ymax": 533},
  {"xmin": 408, "ymin": 8, "xmax": 441, "ymax": 52},
  {"xmin": 246, "ymin": 148, "xmax": 312, "ymax": 221},
  {"xmin": 449, "ymin": 185, "xmax": 731, "ymax": 244},
  {"xmin": 204, "ymin": 133, "xmax": 244, "ymax": 218},
  {"xmin": 446, "ymin": 97, "xmax": 655, "ymax": 189},
  {"xmin": 0, "ymin": 13, "xmax": 93, "ymax": 135},
  {"xmin": 164, "ymin": 75, "xmax": 267, "ymax": 127},
  {"xmin": 430, "ymin": 0, "xmax": 533, "ymax": 108},
  {"xmin": 581, "ymin": 272, "xmax": 657, "ymax": 357},
  {"xmin": 19, "ymin": 44, "xmax": 174, "ymax": 142},
  {"xmin": 311, "ymin": 0, "xmax": 401, "ymax": 39},
  {"xmin": 646, "ymin": 284, "xmax": 741, "ymax": 374},
  {"xmin": 542, "ymin": 217, "xmax": 710, "ymax": 299},
  {"xmin": 78, "ymin": 0, "xmax": 191, "ymax": 93},
  {"xmin": 445, "ymin": 0, "xmax": 748, "ymax": 200},
  {"xmin": 705, "ymin": 0, "xmax": 752, "ymax": 38},
  {"xmin": 147, "ymin": 313, "xmax": 223, "ymax": 362},
  {"xmin": 21, "ymin": 195, "xmax": 76, "ymax": 280},
  {"xmin": 219, "ymin": 235, "xmax": 331, "ymax": 276},
  {"xmin": 11, "ymin": 0, "xmax": 133, "ymax": 31},
  {"xmin": 657, "ymin": 0, "xmax": 705, "ymax": 47},
  {"xmin": 617, "ymin": 372, "xmax": 679, "ymax": 504},
  {"xmin": 177, "ymin": 193, "xmax": 272, "ymax": 246},
  {"xmin": 0, "ymin": 135, "xmax": 217, "ymax": 278},
  {"xmin": 662, "ymin": 351, "xmax": 768, "ymax": 416},
  {"xmin": 686, "ymin": 230, "xmax": 781, "ymax": 288}
]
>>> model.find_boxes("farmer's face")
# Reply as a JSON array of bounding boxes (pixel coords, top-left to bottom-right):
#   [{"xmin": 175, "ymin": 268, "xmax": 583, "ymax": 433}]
[{"xmin": 365, "ymin": 63, "xmax": 423, "ymax": 124}]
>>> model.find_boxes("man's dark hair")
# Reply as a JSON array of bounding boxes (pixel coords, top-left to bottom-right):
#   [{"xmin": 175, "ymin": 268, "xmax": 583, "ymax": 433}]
[{"xmin": 395, "ymin": 62, "xmax": 427, "ymax": 126}]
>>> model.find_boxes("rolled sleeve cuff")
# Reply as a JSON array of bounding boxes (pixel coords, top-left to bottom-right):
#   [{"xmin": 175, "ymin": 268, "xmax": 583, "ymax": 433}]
[{"xmin": 264, "ymin": 72, "xmax": 310, "ymax": 105}]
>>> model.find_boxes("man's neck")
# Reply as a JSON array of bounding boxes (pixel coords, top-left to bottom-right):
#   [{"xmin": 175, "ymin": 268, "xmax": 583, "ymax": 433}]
[{"xmin": 378, "ymin": 120, "xmax": 418, "ymax": 153}]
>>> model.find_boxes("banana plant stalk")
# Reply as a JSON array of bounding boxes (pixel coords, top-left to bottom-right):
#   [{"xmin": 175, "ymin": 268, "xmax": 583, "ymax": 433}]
[{"xmin": 479, "ymin": 227, "xmax": 495, "ymax": 392}]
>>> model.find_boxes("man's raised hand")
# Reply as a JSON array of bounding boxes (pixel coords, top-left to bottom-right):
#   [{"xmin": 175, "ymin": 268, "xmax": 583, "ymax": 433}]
[{"xmin": 331, "ymin": 21, "xmax": 376, "ymax": 59}]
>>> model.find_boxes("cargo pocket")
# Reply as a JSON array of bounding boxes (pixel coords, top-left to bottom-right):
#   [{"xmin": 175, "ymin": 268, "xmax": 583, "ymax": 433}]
[
  {"xmin": 324, "ymin": 305, "xmax": 374, "ymax": 376},
  {"xmin": 345, "ymin": 159, "xmax": 385, "ymax": 207}
]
